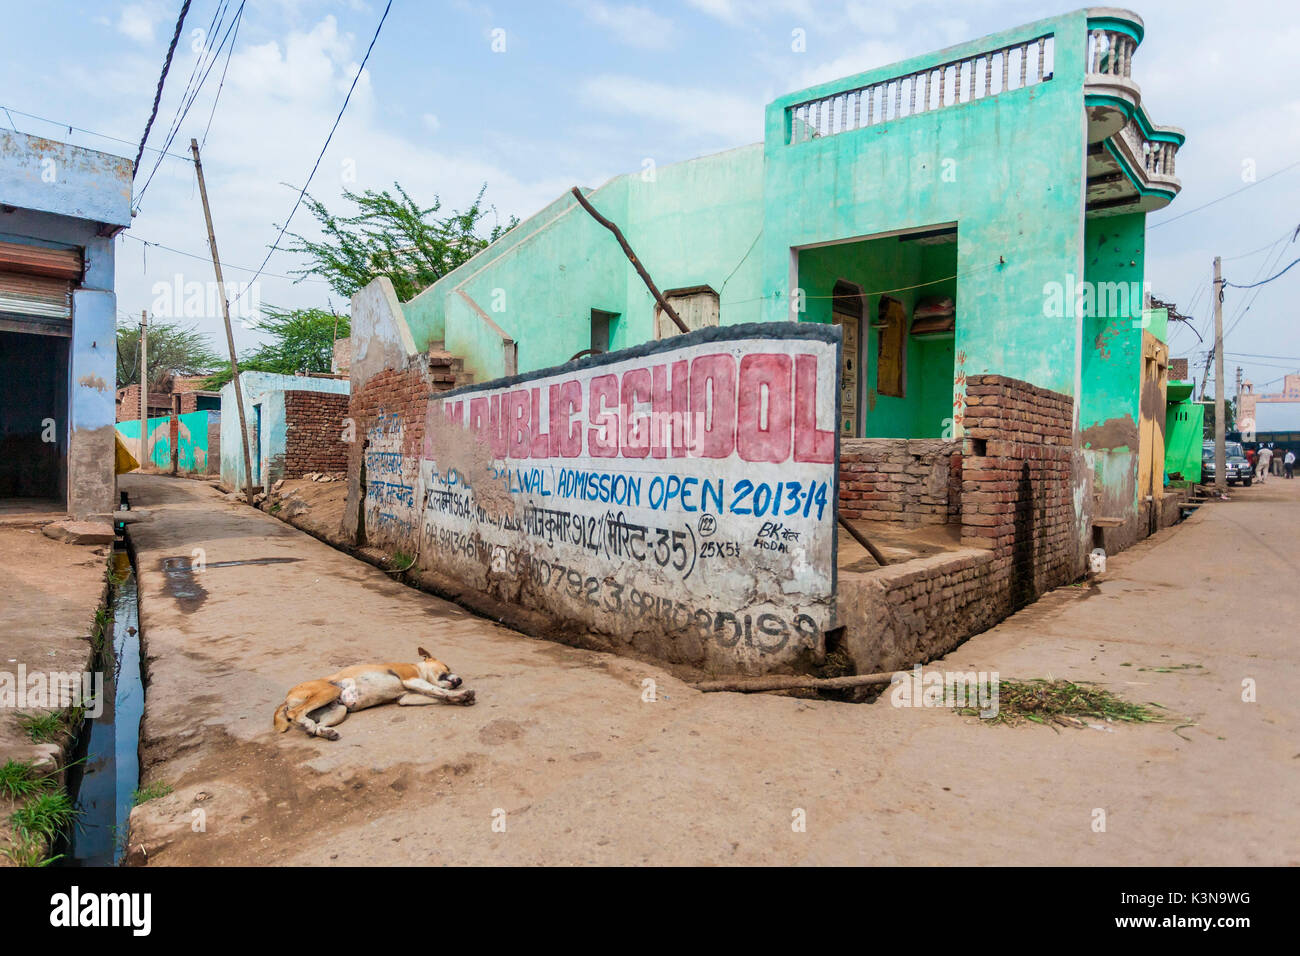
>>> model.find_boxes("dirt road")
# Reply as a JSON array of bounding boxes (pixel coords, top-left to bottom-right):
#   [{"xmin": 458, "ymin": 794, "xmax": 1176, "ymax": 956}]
[{"xmin": 122, "ymin": 473, "xmax": 1298, "ymax": 865}]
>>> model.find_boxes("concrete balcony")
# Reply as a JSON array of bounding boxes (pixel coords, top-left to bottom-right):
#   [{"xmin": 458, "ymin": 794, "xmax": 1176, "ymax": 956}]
[
  {"xmin": 1083, "ymin": 9, "xmax": 1183, "ymax": 217},
  {"xmin": 1087, "ymin": 114, "xmax": 1184, "ymax": 216},
  {"xmin": 1084, "ymin": 9, "xmax": 1144, "ymax": 143}
]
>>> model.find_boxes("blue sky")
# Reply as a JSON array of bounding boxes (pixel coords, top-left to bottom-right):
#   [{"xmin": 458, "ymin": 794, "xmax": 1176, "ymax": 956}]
[{"xmin": 1, "ymin": 0, "xmax": 1297, "ymax": 399}]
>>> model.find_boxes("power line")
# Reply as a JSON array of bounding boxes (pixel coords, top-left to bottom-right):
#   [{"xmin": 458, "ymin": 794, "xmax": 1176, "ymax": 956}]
[
  {"xmin": 1222, "ymin": 226, "xmax": 1299, "ymax": 261},
  {"xmin": 133, "ymin": 0, "xmax": 193, "ymax": 175},
  {"xmin": 134, "ymin": 1, "xmax": 246, "ymax": 213},
  {"xmin": 1148, "ymin": 157, "xmax": 1300, "ymax": 230},
  {"xmin": 201, "ymin": 2, "xmax": 243, "ymax": 147},
  {"xmin": 120, "ymin": 232, "xmax": 331, "ymax": 283},
  {"xmin": 231, "ymin": 0, "xmax": 393, "ymax": 306},
  {"xmin": 0, "ymin": 103, "xmax": 192, "ymax": 162},
  {"xmin": 1224, "ymin": 256, "xmax": 1300, "ymax": 290}
]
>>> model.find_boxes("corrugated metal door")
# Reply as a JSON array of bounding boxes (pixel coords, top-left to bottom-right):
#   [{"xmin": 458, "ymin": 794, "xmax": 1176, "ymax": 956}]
[{"xmin": 0, "ymin": 239, "xmax": 82, "ymax": 336}]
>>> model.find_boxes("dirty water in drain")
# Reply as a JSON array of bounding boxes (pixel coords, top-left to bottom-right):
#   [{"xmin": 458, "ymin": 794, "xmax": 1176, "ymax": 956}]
[{"xmin": 59, "ymin": 541, "xmax": 143, "ymax": 866}]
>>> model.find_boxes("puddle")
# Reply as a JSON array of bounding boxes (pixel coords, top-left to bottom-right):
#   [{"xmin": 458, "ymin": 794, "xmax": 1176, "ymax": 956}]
[
  {"xmin": 59, "ymin": 544, "xmax": 143, "ymax": 866},
  {"xmin": 160, "ymin": 555, "xmax": 301, "ymax": 612}
]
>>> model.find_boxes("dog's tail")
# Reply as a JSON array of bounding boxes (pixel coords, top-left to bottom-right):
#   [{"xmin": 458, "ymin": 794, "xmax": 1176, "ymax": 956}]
[{"xmin": 273, "ymin": 702, "xmax": 291, "ymax": 733}]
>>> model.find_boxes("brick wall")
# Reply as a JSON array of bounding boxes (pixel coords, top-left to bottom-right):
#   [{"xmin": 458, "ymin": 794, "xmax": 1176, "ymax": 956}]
[
  {"xmin": 838, "ymin": 547, "xmax": 997, "ymax": 674},
  {"xmin": 839, "ymin": 438, "xmax": 961, "ymax": 525},
  {"xmin": 115, "ymin": 385, "xmax": 170, "ymax": 421},
  {"xmin": 838, "ymin": 374, "xmax": 1077, "ymax": 675},
  {"xmin": 960, "ymin": 374, "xmax": 1075, "ymax": 610},
  {"xmin": 283, "ymin": 390, "xmax": 350, "ymax": 477},
  {"xmin": 341, "ymin": 353, "xmax": 474, "ymax": 545},
  {"xmin": 207, "ymin": 414, "xmax": 221, "ymax": 475}
]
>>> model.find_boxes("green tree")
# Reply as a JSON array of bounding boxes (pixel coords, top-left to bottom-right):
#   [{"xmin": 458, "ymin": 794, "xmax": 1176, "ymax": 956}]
[
  {"xmin": 202, "ymin": 306, "xmax": 347, "ymax": 389},
  {"xmin": 116, "ymin": 319, "xmax": 221, "ymax": 389},
  {"xmin": 286, "ymin": 182, "xmax": 517, "ymax": 302}
]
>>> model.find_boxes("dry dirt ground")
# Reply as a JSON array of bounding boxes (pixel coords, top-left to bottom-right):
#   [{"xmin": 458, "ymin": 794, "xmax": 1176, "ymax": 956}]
[
  {"xmin": 0, "ymin": 511, "xmax": 108, "ymax": 865},
  {"xmin": 122, "ymin": 473, "xmax": 1298, "ymax": 866}
]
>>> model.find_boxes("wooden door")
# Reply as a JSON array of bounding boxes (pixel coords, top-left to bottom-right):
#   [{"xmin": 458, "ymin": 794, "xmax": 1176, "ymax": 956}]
[{"xmin": 876, "ymin": 296, "xmax": 906, "ymax": 398}]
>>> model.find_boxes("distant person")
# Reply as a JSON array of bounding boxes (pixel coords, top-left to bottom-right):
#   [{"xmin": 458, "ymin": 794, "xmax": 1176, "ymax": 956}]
[
  {"xmin": 1285, "ymin": 449, "xmax": 1296, "ymax": 479},
  {"xmin": 1256, "ymin": 444, "xmax": 1273, "ymax": 483},
  {"xmin": 1246, "ymin": 447, "xmax": 1257, "ymax": 470}
]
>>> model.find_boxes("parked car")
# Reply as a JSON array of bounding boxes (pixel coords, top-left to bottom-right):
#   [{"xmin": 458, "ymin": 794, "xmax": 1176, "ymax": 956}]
[{"xmin": 1202, "ymin": 441, "xmax": 1253, "ymax": 486}]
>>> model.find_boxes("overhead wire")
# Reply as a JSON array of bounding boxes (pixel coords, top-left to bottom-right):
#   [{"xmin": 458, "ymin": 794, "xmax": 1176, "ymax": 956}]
[
  {"xmin": 132, "ymin": 0, "xmax": 193, "ymax": 175},
  {"xmin": 230, "ymin": 0, "xmax": 393, "ymax": 306}
]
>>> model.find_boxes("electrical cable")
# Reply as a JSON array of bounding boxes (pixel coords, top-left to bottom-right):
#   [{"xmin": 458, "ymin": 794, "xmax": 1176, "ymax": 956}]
[
  {"xmin": 133, "ymin": 0, "xmax": 193, "ymax": 175},
  {"xmin": 231, "ymin": 0, "xmax": 390, "ymax": 306}
]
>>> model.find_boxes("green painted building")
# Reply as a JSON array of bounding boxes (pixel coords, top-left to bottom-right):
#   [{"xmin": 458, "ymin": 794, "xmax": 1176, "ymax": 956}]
[{"xmin": 360, "ymin": 6, "xmax": 1184, "ymax": 556}]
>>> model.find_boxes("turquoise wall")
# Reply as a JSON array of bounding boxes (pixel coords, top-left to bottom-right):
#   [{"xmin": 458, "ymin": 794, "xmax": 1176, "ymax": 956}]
[
  {"xmin": 797, "ymin": 237, "xmax": 956, "ymax": 438},
  {"xmin": 763, "ymin": 10, "xmax": 1090, "ymax": 400},
  {"xmin": 116, "ymin": 410, "xmax": 215, "ymax": 472},
  {"xmin": 1079, "ymin": 211, "xmax": 1145, "ymax": 443},
  {"xmin": 391, "ymin": 9, "xmax": 1091, "ymax": 416},
  {"xmin": 403, "ymin": 145, "xmax": 768, "ymax": 382}
]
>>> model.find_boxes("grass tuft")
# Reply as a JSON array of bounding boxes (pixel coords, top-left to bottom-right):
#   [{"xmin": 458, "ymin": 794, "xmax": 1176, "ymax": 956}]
[
  {"xmin": 0, "ymin": 760, "xmax": 54, "ymax": 800},
  {"xmin": 959, "ymin": 678, "xmax": 1164, "ymax": 728},
  {"xmin": 17, "ymin": 706, "xmax": 84, "ymax": 743},
  {"xmin": 10, "ymin": 790, "xmax": 78, "ymax": 843},
  {"xmin": 1, "ymin": 834, "xmax": 61, "ymax": 867},
  {"xmin": 132, "ymin": 781, "xmax": 173, "ymax": 806},
  {"xmin": 17, "ymin": 711, "xmax": 64, "ymax": 743}
]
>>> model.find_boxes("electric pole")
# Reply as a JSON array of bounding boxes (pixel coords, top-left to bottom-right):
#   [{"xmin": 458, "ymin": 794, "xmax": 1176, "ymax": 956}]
[
  {"xmin": 139, "ymin": 310, "xmax": 148, "ymax": 471},
  {"xmin": 190, "ymin": 138, "xmax": 256, "ymax": 506},
  {"xmin": 1213, "ymin": 256, "xmax": 1226, "ymax": 494}
]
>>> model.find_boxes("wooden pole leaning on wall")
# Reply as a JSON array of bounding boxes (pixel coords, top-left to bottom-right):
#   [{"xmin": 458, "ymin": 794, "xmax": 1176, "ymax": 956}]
[
  {"xmin": 569, "ymin": 186, "xmax": 690, "ymax": 335},
  {"xmin": 190, "ymin": 138, "xmax": 256, "ymax": 506},
  {"xmin": 837, "ymin": 514, "xmax": 889, "ymax": 567}
]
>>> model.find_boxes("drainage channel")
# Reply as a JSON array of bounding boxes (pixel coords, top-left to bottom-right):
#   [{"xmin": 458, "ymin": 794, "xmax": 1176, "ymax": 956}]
[{"xmin": 56, "ymin": 528, "xmax": 143, "ymax": 866}]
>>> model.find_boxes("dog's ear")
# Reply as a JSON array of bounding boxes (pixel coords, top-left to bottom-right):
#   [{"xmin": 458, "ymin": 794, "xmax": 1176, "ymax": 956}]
[{"xmin": 417, "ymin": 646, "xmax": 432, "ymax": 660}]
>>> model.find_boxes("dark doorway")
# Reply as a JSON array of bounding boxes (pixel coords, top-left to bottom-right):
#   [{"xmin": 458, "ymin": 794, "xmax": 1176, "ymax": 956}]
[{"xmin": 0, "ymin": 329, "xmax": 68, "ymax": 502}]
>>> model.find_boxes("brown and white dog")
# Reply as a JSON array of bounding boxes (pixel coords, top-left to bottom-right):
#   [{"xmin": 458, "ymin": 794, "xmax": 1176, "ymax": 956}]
[{"xmin": 273, "ymin": 647, "xmax": 475, "ymax": 740}]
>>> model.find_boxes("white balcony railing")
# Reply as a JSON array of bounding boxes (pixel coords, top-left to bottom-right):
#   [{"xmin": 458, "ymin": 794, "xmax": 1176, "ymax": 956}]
[
  {"xmin": 1086, "ymin": 28, "xmax": 1137, "ymax": 79},
  {"xmin": 1117, "ymin": 119, "xmax": 1178, "ymax": 179},
  {"xmin": 787, "ymin": 34, "xmax": 1054, "ymax": 144}
]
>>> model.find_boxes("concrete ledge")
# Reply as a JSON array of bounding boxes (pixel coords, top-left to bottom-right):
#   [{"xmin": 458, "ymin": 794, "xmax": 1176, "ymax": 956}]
[{"xmin": 41, "ymin": 519, "xmax": 114, "ymax": 545}]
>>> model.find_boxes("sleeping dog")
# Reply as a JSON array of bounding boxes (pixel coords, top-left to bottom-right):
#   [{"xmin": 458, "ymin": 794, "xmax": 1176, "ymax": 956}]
[{"xmin": 273, "ymin": 647, "xmax": 475, "ymax": 740}]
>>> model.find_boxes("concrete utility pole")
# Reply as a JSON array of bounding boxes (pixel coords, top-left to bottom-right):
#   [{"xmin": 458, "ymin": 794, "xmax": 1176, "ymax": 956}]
[
  {"xmin": 190, "ymin": 138, "xmax": 256, "ymax": 505},
  {"xmin": 139, "ymin": 310, "xmax": 148, "ymax": 471},
  {"xmin": 1213, "ymin": 256, "xmax": 1226, "ymax": 494}
]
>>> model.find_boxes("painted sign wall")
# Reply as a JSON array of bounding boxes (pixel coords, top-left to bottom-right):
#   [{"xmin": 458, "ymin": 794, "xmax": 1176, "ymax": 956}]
[{"xmin": 364, "ymin": 323, "xmax": 841, "ymax": 672}]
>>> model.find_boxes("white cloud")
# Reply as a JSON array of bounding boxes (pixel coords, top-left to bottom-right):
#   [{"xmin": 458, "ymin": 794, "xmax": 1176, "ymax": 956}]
[
  {"xmin": 580, "ymin": 74, "xmax": 762, "ymax": 144},
  {"xmin": 117, "ymin": 4, "xmax": 160, "ymax": 45},
  {"xmin": 686, "ymin": 0, "xmax": 817, "ymax": 27},
  {"xmin": 583, "ymin": 2, "xmax": 675, "ymax": 50},
  {"xmin": 787, "ymin": 39, "xmax": 911, "ymax": 90},
  {"xmin": 421, "ymin": 113, "xmax": 441, "ymax": 133},
  {"xmin": 685, "ymin": 0, "xmax": 743, "ymax": 25}
]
